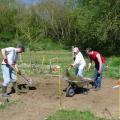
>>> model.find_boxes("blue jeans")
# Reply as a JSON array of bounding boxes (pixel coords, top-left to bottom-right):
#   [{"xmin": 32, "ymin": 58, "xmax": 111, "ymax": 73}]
[
  {"xmin": 94, "ymin": 64, "xmax": 105, "ymax": 88},
  {"xmin": 1, "ymin": 64, "xmax": 16, "ymax": 86}
]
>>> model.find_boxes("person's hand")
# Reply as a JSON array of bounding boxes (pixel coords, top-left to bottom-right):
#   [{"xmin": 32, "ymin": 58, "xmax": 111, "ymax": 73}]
[
  {"xmin": 67, "ymin": 64, "xmax": 73, "ymax": 70},
  {"xmin": 97, "ymin": 73, "xmax": 100, "ymax": 77},
  {"xmin": 97, "ymin": 70, "xmax": 101, "ymax": 77},
  {"xmin": 3, "ymin": 59, "xmax": 8, "ymax": 64},
  {"xmin": 98, "ymin": 70, "xmax": 101, "ymax": 74},
  {"xmin": 70, "ymin": 64, "xmax": 74, "ymax": 67},
  {"xmin": 17, "ymin": 70, "xmax": 21, "ymax": 75}
]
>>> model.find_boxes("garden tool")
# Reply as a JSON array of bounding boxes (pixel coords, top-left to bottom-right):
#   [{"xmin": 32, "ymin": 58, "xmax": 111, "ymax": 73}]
[{"xmin": 17, "ymin": 73, "xmax": 35, "ymax": 87}]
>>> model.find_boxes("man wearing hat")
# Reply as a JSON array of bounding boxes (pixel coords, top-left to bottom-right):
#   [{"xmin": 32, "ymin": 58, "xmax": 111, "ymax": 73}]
[
  {"xmin": 71, "ymin": 47, "xmax": 86, "ymax": 78},
  {"xmin": 1, "ymin": 45, "xmax": 25, "ymax": 97}
]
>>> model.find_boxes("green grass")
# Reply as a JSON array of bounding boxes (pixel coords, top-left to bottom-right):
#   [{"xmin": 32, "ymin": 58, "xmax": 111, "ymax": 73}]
[
  {"xmin": 46, "ymin": 110, "xmax": 114, "ymax": 120},
  {"xmin": 0, "ymin": 50, "xmax": 119, "ymax": 79},
  {"xmin": 19, "ymin": 50, "xmax": 120, "ymax": 79},
  {"xmin": 0, "ymin": 100, "xmax": 16, "ymax": 110}
]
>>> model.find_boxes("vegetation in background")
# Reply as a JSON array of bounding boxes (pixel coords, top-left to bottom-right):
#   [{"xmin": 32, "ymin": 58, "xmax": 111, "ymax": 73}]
[{"xmin": 0, "ymin": 0, "xmax": 119, "ymax": 54}]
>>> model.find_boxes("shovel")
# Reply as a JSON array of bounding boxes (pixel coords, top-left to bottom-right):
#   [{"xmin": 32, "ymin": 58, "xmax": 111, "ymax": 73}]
[
  {"xmin": 17, "ymin": 71, "xmax": 35, "ymax": 87},
  {"xmin": 20, "ymin": 75, "xmax": 35, "ymax": 86}
]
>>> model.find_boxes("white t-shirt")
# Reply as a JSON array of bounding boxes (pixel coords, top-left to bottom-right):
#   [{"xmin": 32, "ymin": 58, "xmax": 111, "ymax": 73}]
[
  {"xmin": 73, "ymin": 52, "xmax": 86, "ymax": 69},
  {"xmin": 2, "ymin": 47, "xmax": 18, "ymax": 65}
]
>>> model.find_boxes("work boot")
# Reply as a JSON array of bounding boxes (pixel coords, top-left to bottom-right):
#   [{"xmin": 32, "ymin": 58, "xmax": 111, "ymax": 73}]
[
  {"xmin": 2, "ymin": 86, "xmax": 10, "ymax": 97},
  {"xmin": 12, "ymin": 82, "xmax": 27, "ymax": 94},
  {"xmin": 12, "ymin": 82, "xmax": 21, "ymax": 95},
  {"xmin": 94, "ymin": 87, "xmax": 101, "ymax": 91},
  {"xmin": 12, "ymin": 82, "xmax": 17, "ymax": 92}
]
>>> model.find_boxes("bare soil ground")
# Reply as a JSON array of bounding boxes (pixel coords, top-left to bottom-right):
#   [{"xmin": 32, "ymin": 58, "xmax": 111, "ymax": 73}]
[{"xmin": 0, "ymin": 76, "xmax": 118, "ymax": 120}]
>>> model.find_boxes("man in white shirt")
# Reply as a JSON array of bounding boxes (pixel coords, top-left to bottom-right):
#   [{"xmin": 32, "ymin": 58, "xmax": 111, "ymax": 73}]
[
  {"xmin": 1, "ymin": 45, "xmax": 25, "ymax": 97},
  {"xmin": 71, "ymin": 47, "xmax": 86, "ymax": 78}
]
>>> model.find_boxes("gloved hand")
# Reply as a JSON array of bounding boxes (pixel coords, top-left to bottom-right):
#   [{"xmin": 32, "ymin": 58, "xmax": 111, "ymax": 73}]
[
  {"xmin": 97, "ymin": 73, "xmax": 100, "ymax": 77},
  {"xmin": 4, "ymin": 59, "xmax": 8, "ymax": 64},
  {"xmin": 68, "ymin": 64, "xmax": 73, "ymax": 70},
  {"xmin": 70, "ymin": 64, "xmax": 74, "ymax": 67}
]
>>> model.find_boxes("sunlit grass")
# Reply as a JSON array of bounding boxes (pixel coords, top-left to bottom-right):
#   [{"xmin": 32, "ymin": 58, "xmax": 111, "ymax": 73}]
[
  {"xmin": 0, "ymin": 50, "xmax": 119, "ymax": 79},
  {"xmin": 46, "ymin": 110, "xmax": 114, "ymax": 120},
  {"xmin": 0, "ymin": 100, "xmax": 16, "ymax": 110}
]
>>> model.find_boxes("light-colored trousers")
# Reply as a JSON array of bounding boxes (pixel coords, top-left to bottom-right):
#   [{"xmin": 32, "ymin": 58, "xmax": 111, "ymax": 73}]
[
  {"xmin": 1, "ymin": 64, "xmax": 16, "ymax": 86},
  {"xmin": 75, "ymin": 64, "xmax": 86, "ymax": 77}
]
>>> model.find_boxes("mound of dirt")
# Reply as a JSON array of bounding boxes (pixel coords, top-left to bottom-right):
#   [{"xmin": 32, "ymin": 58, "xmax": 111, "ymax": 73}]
[{"xmin": 0, "ymin": 77, "xmax": 118, "ymax": 120}]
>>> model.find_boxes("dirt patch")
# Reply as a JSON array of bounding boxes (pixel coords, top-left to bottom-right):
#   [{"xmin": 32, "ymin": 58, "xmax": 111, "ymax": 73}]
[{"xmin": 0, "ymin": 76, "xmax": 118, "ymax": 120}]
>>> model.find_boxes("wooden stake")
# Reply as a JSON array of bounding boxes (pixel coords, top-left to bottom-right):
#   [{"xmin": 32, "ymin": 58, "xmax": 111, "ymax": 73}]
[
  {"xmin": 58, "ymin": 67, "xmax": 62, "ymax": 109},
  {"xmin": 42, "ymin": 55, "xmax": 45, "ymax": 66}
]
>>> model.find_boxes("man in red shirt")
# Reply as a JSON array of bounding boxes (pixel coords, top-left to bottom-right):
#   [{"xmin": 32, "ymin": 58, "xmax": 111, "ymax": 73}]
[{"xmin": 86, "ymin": 48, "xmax": 105, "ymax": 91}]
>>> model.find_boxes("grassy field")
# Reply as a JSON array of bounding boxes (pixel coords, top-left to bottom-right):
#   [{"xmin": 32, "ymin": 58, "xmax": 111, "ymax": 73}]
[
  {"xmin": 46, "ymin": 110, "xmax": 114, "ymax": 120},
  {"xmin": 0, "ymin": 50, "xmax": 120, "ymax": 79}
]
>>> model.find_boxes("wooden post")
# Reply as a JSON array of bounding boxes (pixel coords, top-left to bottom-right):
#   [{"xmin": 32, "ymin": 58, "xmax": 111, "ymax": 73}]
[
  {"xmin": 58, "ymin": 67, "xmax": 62, "ymax": 109},
  {"xmin": 42, "ymin": 55, "xmax": 45, "ymax": 66}
]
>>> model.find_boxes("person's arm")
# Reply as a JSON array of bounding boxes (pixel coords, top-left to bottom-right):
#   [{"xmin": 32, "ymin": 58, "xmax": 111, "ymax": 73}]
[
  {"xmin": 10, "ymin": 64, "xmax": 21, "ymax": 75},
  {"xmin": 71, "ymin": 54, "xmax": 80, "ymax": 67},
  {"xmin": 70, "ymin": 62, "xmax": 76, "ymax": 68},
  {"xmin": 96, "ymin": 54, "xmax": 102, "ymax": 74},
  {"xmin": 11, "ymin": 51, "xmax": 21, "ymax": 74},
  {"xmin": 14, "ymin": 64, "xmax": 19, "ymax": 71},
  {"xmin": 1, "ymin": 48, "xmax": 7, "ymax": 63}
]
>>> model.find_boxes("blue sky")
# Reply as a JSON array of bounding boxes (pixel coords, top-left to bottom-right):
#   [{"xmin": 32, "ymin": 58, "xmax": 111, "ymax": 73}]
[
  {"xmin": 21, "ymin": 0, "xmax": 40, "ymax": 5},
  {"xmin": 21, "ymin": 0, "xmax": 64, "ymax": 5}
]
